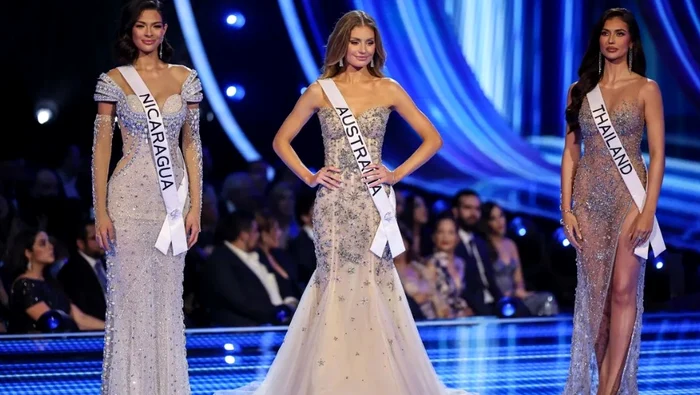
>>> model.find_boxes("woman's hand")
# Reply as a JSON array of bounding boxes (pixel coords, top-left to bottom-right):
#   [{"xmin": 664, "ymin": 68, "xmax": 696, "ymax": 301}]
[
  {"xmin": 185, "ymin": 211, "xmax": 201, "ymax": 248},
  {"xmin": 363, "ymin": 163, "xmax": 395, "ymax": 187},
  {"xmin": 561, "ymin": 211, "xmax": 584, "ymax": 250},
  {"xmin": 308, "ymin": 166, "xmax": 342, "ymax": 189},
  {"xmin": 629, "ymin": 211, "xmax": 653, "ymax": 249},
  {"xmin": 96, "ymin": 213, "xmax": 115, "ymax": 253}
]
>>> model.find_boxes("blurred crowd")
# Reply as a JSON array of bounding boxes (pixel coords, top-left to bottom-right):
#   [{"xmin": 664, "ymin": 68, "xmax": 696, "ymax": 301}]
[{"xmin": 0, "ymin": 143, "xmax": 559, "ymax": 334}]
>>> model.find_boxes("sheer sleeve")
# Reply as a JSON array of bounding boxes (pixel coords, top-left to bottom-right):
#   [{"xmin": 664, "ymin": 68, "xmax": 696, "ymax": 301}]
[
  {"xmin": 92, "ymin": 74, "xmax": 119, "ymax": 217},
  {"xmin": 181, "ymin": 70, "xmax": 204, "ymax": 219}
]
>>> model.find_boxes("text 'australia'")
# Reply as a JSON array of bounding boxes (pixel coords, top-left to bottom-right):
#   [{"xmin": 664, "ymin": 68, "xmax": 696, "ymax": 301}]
[{"xmin": 336, "ymin": 106, "xmax": 382, "ymax": 196}]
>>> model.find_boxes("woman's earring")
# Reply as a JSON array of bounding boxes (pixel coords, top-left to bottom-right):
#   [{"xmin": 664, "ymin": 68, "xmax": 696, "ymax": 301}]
[
  {"xmin": 339, "ymin": 58, "xmax": 343, "ymax": 67},
  {"xmin": 159, "ymin": 42, "xmax": 163, "ymax": 59},
  {"xmin": 370, "ymin": 57, "xmax": 374, "ymax": 68},
  {"xmin": 628, "ymin": 48, "xmax": 633, "ymax": 72},
  {"xmin": 598, "ymin": 53, "xmax": 602, "ymax": 75}
]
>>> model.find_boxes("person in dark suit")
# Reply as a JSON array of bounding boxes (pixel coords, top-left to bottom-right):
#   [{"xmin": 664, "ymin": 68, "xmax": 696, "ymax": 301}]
[
  {"xmin": 287, "ymin": 191, "xmax": 316, "ymax": 288},
  {"xmin": 57, "ymin": 219, "xmax": 107, "ymax": 320},
  {"xmin": 202, "ymin": 211, "xmax": 298, "ymax": 327},
  {"xmin": 452, "ymin": 190, "xmax": 528, "ymax": 317}
]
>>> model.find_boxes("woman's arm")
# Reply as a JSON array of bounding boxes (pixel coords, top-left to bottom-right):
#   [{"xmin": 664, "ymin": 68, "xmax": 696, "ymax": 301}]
[
  {"xmin": 384, "ymin": 79, "xmax": 442, "ymax": 183},
  {"xmin": 272, "ymin": 83, "xmax": 341, "ymax": 189},
  {"xmin": 631, "ymin": 80, "xmax": 665, "ymax": 247},
  {"xmin": 560, "ymin": 83, "xmax": 583, "ymax": 248},
  {"xmin": 93, "ymin": 102, "xmax": 116, "ymax": 250},
  {"xmin": 508, "ymin": 239, "xmax": 531, "ymax": 299},
  {"xmin": 70, "ymin": 304, "xmax": 105, "ymax": 331}
]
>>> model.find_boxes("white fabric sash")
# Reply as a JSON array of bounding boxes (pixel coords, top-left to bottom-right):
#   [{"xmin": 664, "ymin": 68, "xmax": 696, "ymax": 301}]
[
  {"xmin": 117, "ymin": 66, "xmax": 189, "ymax": 256},
  {"xmin": 317, "ymin": 79, "xmax": 405, "ymax": 258},
  {"xmin": 587, "ymin": 85, "xmax": 665, "ymax": 258}
]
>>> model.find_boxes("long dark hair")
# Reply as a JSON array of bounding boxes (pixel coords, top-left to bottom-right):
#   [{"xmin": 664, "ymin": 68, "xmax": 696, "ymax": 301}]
[
  {"xmin": 3, "ymin": 228, "xmax": 42, "ymax": 284},
  {"xmin": 565, "ymin": 8, "xmax": 646, "ymax": 132},
  {"xmin": 115, "ymin": 0, "xmax": 173, "ymax": 65},
  {"xmin": 478, "ymin": 202, "xmax": 501, "ymax": 262}
]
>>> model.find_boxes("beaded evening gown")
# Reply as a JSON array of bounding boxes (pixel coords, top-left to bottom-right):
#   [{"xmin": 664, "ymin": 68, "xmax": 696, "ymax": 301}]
[
  {"xmin": 92, "ymin": 68, "xmax": 203, "ymax": 395},
  {"xmin": 215, "ymin": 106, "xmax": 474, "ymax": 395},
  {"xmin": 564, "ymin": 81, "xmax": 648, "ymax": 394}
]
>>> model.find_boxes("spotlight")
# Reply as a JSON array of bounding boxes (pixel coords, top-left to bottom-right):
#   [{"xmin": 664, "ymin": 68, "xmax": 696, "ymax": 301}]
[
  {"xmin": 35, "ymin": 99, "xmax": 58, "ymax": 125},
  {"xmin": 224, "ymin": 343, "xmax": 235, "ymax": 351},
  {"xmin": 226, "ymin": 12, "xmax": 246, "ymax": 28},
  {"xmin": 554, "ymin": 227, "xmax": 571, "ymax": 247},
  {"xmin": 497, "ymin": 296, "xmax": 517, "ymax": 318},
  {"xmin": 36, "ymin": 108, "xmax": 53, "ymax": 125},
  {"xmin": 224, "ymin": 355, "xmax": 236, "ymax": 364},
  {"xmin": 225, "ymin": 85, "xmax": 245, "ymax": 100},
  {"xmin": 655, "ymin": 260, "xmax": 664, "ymax": 270},
  {"xmin": 509, "ymin": 217, "xmax": 527, "ymax": 237}
]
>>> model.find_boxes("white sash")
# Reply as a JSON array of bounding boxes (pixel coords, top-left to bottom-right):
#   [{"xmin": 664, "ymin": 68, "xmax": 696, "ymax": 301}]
[
  {"xmin": 317, "ymin": 79, "xmax": 405, "ymax": 258},
  {"xmin": 586, "ymin": 85, "xmax": 665, "ymax": 258},
  {"xmin": 117, "ymin": 66, "xmax": 189, "ymax": 256}
]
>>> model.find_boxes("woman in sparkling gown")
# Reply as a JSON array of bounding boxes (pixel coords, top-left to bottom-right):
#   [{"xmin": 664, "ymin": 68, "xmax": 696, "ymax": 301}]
[
  {"xmin": 92, "ymin": 1, "xmax": 203, "ymax": 394},
  {"xmin": 560, "ymin": 8, "xmax": 665, "ymax": 395},
  {"xmin": 215, "ymin": 10, "xmax": 475, "ymax": 395}
]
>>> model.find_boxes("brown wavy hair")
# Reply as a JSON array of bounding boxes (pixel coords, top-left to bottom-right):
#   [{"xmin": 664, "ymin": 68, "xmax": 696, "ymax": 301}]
[{"xmin": 320, "ymin": 10, "xmax": 387, "ymax": 79}]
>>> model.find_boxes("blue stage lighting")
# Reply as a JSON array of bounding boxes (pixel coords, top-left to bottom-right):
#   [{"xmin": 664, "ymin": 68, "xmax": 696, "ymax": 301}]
[
  {"xmin": 510, "ymin": 217, "xmax": 527, "ymax": 237},
  {"xmin": 554, "ymin": 227, "xmax": 571, "ymax": 247},
  {"xmin": 226, "ymin": 12, "xmax": 246, "ymax": 28},
  {"xmin": 300, "ymin": 86, "xmax": 307, "ymax": 95},
  {"xmin": 498, "ymin": 297, "xmax": 517, "ymax": 318},
  {"xmin": 225, "ymin": 85, "xmax": 245, "ymax": 100}
]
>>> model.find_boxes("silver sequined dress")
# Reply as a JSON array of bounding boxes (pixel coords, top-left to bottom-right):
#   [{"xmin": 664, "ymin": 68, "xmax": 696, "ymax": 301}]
[
  {"xmin": 92, "ymin": 68, "xmax": 203, "ymax": 395},
  {"xmin": 215, "ymin": 106, "xmax": 475, "ymax": 395},
  {"xmin": 564, "ymin": 81, "xmax": 648, "ymax": 394}
]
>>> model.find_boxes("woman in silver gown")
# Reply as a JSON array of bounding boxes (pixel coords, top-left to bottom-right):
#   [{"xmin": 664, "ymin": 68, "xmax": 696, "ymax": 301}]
[
  {"xmin": 560, "ymin": 8, "xmax": 665, "ymax": 395},
  {"xmin": 216, "ymin": 10, "xmax": 476, "ymax": 395},
  {"xmin": 92, "ymin": 1, "xmax": 203, "ymax": 394}
]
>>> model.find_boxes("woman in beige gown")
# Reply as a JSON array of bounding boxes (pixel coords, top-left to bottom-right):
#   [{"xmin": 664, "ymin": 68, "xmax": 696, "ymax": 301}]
[{"xmin": 216, "ymin": 10, "xmax": 476, "ymax": 395}]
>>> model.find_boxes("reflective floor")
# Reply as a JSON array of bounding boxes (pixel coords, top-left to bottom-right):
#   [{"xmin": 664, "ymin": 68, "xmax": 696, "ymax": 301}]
[{"xmin": 0, "ymin": 313, "xmax": 698, "ymax": 394}]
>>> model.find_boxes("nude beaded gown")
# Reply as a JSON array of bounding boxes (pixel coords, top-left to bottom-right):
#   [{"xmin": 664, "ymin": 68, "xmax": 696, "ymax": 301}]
[
  {"xmin": 93, "ymin": 68, "xmax": 203, "ymax": 395},
  {"xmin": 564, "ymin": 80, "xmax": 649, "ymax": 394},
  {"xmin": 215, "ymin": 106, "xmax": 475, "ymax": 395}
]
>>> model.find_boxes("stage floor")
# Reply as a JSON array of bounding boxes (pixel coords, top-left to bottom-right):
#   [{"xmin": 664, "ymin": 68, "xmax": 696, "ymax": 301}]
[{"xmin": 0, "ymin": 313, "xmax": 698, "ymax": 394}]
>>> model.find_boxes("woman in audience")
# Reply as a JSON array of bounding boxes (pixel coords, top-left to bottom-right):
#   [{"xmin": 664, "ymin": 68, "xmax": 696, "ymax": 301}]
[
  {"xmin": 399, "ymin": 193, "xmax": 432, "ymax": 256},
  {"xmin": 424, "ymin": 216, "xmax": 473, "ymax": 319},
  {"xmin": 256, "ymin": 211, "xmax": 302, "ymax": 298},
  {"xmin": 480, "ymin": 202, "xmax": 559, "ymax": 316},
  {"xmin": 5, "ymin": 228, "xmax": 104, "ymax": 333},
  {"xmin": 394, "ymin": 226, "xmax": 436, "ymax": 320}
]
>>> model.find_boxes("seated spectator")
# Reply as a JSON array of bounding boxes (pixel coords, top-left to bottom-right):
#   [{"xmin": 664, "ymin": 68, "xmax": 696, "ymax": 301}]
[
  {"xmin": 480, "ymin": 202, "xmax": 559, "ymax": 316},
  {"xmin": 287, "ymin": 191, "xmax": 316, "ymax": 288},
  {"xmin": 256, "ymin": 210, "xmax": 302, "ymax": 298},
  {"xmin": 201, "ymin": 211, "xmax": 298, "ymax": 327},
  {"xmin": 6, "ymin": 228, "xmax": 104, "ymax": 333},
  {"xmin": 57, "ymin": 219, "xmax": 107, "ymax": 321},
  {"xmin": 394, "ymin": 227, "xmax": 434, "ymax": 320},
  {"xmin": 399, "ymin": 193, "xmax": 433, "ymax": 257},
  {"xmin": 424, "ymin": 216, "xmax": 474, "ymax": 319}
]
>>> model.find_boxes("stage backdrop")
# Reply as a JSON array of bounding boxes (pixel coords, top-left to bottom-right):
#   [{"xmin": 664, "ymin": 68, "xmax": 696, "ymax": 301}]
[{"xmin": 174, "ymin": 0, "xmax": 699, "ymax": 251}]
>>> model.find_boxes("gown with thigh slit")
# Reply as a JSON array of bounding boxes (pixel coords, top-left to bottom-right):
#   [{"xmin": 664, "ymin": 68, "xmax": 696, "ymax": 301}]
[
  {"xmin": 214, "ymin": 106, "xmax": 475, "ymax": 395},
  {"xmin": 564, "ymin": 80, "xmax": 649, "ymax": 394},
  {"xmin": 92, "ymin": 68, "xmax": 203, "ymax": 395}
]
